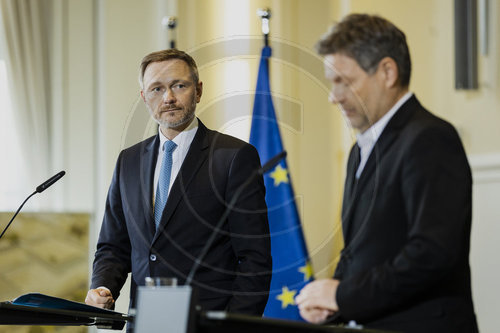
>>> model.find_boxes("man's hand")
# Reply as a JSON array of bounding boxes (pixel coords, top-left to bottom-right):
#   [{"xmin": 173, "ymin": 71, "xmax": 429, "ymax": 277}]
[
  {"xmin": 295, "ymin": 278, "xmax": 340, "ymax": 323},
  {"xmin": 85, "ymin": 288, "xmax": 115, "ymax": 309}
]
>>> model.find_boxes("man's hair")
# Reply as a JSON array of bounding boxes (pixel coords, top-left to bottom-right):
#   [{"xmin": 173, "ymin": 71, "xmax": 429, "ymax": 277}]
[
  {"xmin": 316, "ymin": 14, "xmax": 411, "ymax": 87},
  {"xmin": 139, "ymin": 49, "xmax": 199, "ymax": 89}
]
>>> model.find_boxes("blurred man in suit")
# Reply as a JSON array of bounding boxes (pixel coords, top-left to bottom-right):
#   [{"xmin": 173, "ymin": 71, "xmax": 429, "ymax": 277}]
[
  {"xmin": 296, "ymin": 14, "xmax": 478, "ymax": 333},
  {"xmin": 85, "ymin": 49, "xmax": 272, "ymax": 315}
]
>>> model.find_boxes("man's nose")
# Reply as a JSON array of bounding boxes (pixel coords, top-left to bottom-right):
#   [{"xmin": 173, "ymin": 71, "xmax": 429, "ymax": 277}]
[
  {"xmin": 329, "ymin": 86, "xmax": 344, "ymax": 105},
  {"xmin": 163, "ymin": 89, "xmax": 176, "ymax": 104}
]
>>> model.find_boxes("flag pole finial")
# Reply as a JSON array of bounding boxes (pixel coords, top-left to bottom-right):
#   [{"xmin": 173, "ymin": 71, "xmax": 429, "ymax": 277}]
[
  {"xmin": 162, "ymin": 16, "xmax": 177, "ymax": 49},
  {"xmin": 257, "ymin": 8, "xmax": 271, "ymax": 47}
]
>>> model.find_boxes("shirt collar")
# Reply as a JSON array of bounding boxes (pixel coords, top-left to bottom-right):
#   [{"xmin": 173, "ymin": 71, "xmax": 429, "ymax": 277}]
[
  {"xmin": 356, "ymin": 91, "xmax": 413, "ymax": 148},
  {"xmin": 158, "ymin": 117, "xmax": 199, "ymax": 150}
]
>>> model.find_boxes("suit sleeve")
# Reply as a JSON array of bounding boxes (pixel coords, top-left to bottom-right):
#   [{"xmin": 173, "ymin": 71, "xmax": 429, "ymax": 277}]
[
  {"xmin": 336, "ymin": 123, "xmax": 472, "ymax": 320},
  {"xmin": 225, "ymin": 143, "xmax": 272, "ymax": 315},
  {"xmin": 90, "ymin": 152, "xmax": 132, "ymax": 300}
]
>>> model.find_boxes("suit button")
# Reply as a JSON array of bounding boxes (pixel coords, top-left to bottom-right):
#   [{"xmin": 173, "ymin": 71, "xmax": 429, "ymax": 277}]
[{"xmin": 150, "ymin": 254, "xmax": 157, "ymax": 261}]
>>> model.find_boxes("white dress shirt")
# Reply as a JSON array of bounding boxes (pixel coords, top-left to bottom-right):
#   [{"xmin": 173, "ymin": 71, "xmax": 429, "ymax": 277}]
[
  {"xmin": 153, "ymin": 117, "xmax": 199, "ymax": 202},
  {"xmin": 355, "ymin": 92, "xmax": 413, "ymax": 179}
]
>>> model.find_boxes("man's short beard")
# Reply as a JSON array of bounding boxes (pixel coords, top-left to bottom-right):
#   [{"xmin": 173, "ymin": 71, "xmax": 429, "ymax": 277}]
[
  {"xmin": 158, "ymin": 110, "xmax": 195, "ymax": 129},
  {"xmin": 152, "ymin": 97, "xmax": 197, "ymax": 129}
]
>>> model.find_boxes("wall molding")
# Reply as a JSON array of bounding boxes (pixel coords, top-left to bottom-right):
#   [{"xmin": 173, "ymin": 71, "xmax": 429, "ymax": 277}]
[{"xmin": 468, "ymin": 153, "xmax": 500, "ymax": 183}]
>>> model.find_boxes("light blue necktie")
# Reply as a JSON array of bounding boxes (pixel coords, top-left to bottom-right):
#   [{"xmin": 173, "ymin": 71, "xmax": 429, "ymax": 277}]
[{"xmin": 154, "ymin": 140, "xmax": 177, "ymax": 229}]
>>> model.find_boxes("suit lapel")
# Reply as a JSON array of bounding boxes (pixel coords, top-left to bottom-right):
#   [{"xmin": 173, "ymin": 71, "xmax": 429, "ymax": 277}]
[
  {"xmin": 140, "ymin": 136, "xmax": 160, "ymax": 241},
  {"xmin": 341, "ymin": 96, "xmax": 419, "ymax": 239},
  {"xmin": 152, "ymin": 120, "xmax": 210, "ymax": 244}
]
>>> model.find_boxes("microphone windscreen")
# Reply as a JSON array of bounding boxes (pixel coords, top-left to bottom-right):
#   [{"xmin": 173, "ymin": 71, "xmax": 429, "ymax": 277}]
[{"xmin": 36, "ymin": 171, "xmax": 66, "ymax": 193}]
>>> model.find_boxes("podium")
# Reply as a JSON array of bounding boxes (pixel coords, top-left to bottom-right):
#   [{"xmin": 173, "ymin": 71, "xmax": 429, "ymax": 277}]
[
  {"xmin": 1, "ymin": 292, "xmax": 395, "ymax": 333},
  {"xmin": 133, "ymin": 286, "xmax": 396, "ymax": 333},
  {"xmin": 197, "ymin": 311, "xmax": 395, "ymax": 333}
]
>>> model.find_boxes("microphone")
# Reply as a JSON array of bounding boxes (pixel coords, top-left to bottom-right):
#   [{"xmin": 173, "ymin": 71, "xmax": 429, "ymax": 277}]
[
  {"xmin": 259, "ymin": 151, "xmax": 287, "ymax": 175},
  {"xmin": 0, "ymin": 171, "xmax": 66, "ymax": 240},
  {"xmin": 36, "ymin": 171, "xmax": 66, "ymax": 193},
  {"xmin": 185, "ymin": 151, "xmax": 286, "ymax": 286}
]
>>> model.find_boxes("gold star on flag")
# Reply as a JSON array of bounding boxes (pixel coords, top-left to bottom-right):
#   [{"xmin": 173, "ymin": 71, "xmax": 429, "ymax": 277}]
[
  {"xmin": 299, "ymin": 262, "xmax": 314, "ymax": 281},
  {"xmin": 276, "ymin": 286, "xmax": 297, "ymax": 309},
  {"xmin": 270, "ymin": 165, "xmax": 289, "ymax": 187}
]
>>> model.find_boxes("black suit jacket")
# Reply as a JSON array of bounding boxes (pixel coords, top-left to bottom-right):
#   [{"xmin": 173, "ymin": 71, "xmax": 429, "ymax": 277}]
[
  {"xmin": 335, "ymin": 96, "xmax": 478, "ymax": 333},
  {"xmin": 91, "ymin": 119, "xmax": 272, "ymax": 315}
]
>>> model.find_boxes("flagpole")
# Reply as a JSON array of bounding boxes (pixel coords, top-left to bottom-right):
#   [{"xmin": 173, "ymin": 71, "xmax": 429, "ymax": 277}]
[
  {"xmin": 250, "ymin": 7, "xmax": 313, "ymax": 320},
  {"xmin": 257, "ymin": 8, "xmax": 271, "ymax": 47}
]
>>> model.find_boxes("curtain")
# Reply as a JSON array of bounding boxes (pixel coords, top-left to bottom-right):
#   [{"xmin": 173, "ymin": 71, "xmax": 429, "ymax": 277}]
[{"xmin": 0, "ymin": 0, "xmax": 51, "ymax": 196}]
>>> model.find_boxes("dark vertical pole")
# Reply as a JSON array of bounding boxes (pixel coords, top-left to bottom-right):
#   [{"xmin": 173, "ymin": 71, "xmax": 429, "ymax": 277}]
[{"xmin": 454, "ymin": 0, "xmax": 478, "ymax": 89}]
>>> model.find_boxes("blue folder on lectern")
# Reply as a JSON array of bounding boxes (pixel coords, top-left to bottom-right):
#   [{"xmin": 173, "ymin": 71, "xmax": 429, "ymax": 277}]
[{"xmin": 0, "ymin": 293, "xmax": 130, "ymax": 329}]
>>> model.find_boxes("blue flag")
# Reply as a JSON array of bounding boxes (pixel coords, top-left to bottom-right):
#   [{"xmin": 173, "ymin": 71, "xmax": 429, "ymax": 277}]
[{"xmin": 249, "ymin": 46, "xmax": 313, "ymax": 320}]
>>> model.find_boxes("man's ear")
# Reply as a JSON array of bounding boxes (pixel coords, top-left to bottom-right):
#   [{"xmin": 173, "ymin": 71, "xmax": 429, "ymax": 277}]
[
  {"xmin": 196, "ymin": 81, "xmax": 203, "ymax": 103},
  {"xmin": 378, "ymin": 57, "xmax": 399, "ymax": 88},
  {"xmin": 140, "ymin": 90, "xmax": 146, "ymax": 102}
]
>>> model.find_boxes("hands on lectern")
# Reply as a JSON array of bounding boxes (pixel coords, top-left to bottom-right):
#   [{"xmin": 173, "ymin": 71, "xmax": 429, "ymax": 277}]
[
  {"xmin": 295, "ymin": 278, "xmax": 340, "ymax": 323},
  {"xmin": 85, "ymin": 287, "xmax": 115, "ymax": 309}
]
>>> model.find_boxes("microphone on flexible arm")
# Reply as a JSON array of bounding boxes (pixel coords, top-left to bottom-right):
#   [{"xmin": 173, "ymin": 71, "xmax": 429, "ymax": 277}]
[
  {"xmin": 258, "ymin": 150, "xmax": 287, "ymax": 175},
  {"xmin": 0, "ymin": 171, "xmax": 66, "ymax": 240},
  {"xmin": 185, "ymin": 151, "xmax": 287, "ymax": 286}
]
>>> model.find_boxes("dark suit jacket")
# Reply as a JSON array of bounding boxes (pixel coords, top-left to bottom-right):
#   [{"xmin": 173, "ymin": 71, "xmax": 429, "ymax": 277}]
[
  {"xmin": 91, "ymin": 119, "xmax": 272, "ymax": 315},
  {"xmin": 334, "ymin": 96, "xmax": 478, "ymax": 333}
]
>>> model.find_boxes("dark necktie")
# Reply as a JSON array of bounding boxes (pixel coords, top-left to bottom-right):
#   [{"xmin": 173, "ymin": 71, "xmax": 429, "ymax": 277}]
[
  {"xmin": 154, "ymin": 140, "xmax": 177, "ymax": 229},
  {"xmin": 349, "ymin": 144, "xmax": 361, "ymax": 196}
]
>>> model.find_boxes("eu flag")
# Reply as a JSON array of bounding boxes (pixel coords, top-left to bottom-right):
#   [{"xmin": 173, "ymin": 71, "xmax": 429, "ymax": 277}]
[{"xmin": 249, "ymin": 46, "xmax": 313, "ymax": 320}]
